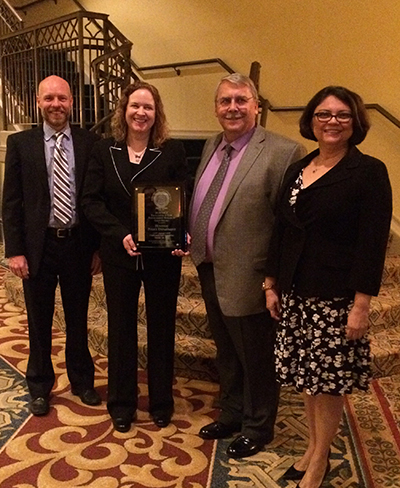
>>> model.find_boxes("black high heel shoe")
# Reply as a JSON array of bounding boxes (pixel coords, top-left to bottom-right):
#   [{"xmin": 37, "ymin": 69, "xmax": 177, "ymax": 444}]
[
  {"xmin": 285, "ymin": 448, "xmax": 331, "ymax": 481},
  {"xmin": 282, "ymin": 464, "xmax": 306, "ymax": 480},
  {"xmin": 295, "ymin": 459, "xmax": 330, "ymax": 488}
]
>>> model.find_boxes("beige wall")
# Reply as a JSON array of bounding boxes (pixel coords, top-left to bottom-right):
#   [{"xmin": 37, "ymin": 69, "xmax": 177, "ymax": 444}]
[
  {"xmin": 23, "ymin": 0, "xmax": 400, "ymax": 113},
  {"xmin": 20, "ymin": 0, "xmax": 400, "ymax": 217},
  {"xmin": 75, "ymin": 0, "xmax": 400, "ymax": 113}
]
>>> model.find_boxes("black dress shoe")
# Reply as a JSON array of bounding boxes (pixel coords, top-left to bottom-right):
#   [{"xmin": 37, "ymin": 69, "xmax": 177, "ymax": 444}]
[
  {"xmin": 29, "ymin": 397, "xmax": 50, "ymax": 416},
  {"xmin": 112, "ymin": 417, "xmax": 131, "ymax": 433},
  {"xmin": 199, "ymin": 421, "xmax": 241, "ymax": 440},
  {"xmin": 152, "ymin": 412, "xmax": 172, "ymax": 428},
  {"xmin": 283, "ymin": 464, "xmax": 306, "ymax": 480},
  {"xmin": 226, "ymin": 435, "xmax": 264, "ymax": 458},
  {"xmin": 72, "ymin": 388, "xmax": 101, "ymax": 406}
]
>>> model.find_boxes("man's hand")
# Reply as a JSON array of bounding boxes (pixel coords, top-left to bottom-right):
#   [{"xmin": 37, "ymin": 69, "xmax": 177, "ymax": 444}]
[
  {"xmin": 265, "ymin": 288, "xmax": 281, "ymax": 321},
  {"xmin": 8, "ymin": 255, "xmax": 29, "ymax": 279}
]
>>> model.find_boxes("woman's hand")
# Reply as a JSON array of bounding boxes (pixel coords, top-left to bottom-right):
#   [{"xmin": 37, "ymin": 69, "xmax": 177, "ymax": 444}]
[
  {"xmin": 346, "ymin": 292, "xmax": 371, "ymax": 340},
  {"xmin": 171, "ymin": 233, "xmax": 191, "ymax": 257},
  {"xmin": 122, "ymin": 234, "xmax": 141, "ymax": 256},
  {"xmin": 265, "ymin": 287, "xmax": 281, "ymax": 321},
  {"xmin": 171, "ymin": 249, "xmax": 190, "ymax": 257}
]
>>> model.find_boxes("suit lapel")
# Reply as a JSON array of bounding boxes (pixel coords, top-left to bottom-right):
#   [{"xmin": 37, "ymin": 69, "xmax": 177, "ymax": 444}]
[
  {"xmin": 219, "ymin": 126, "xmax": 264, "ymax": 218},
  {"xmin": 110, "ymin": 142, "xmax": 132, "ymax": 195},
  {"xmin": 303, "ymin": 146, "xmax": 361, "ymax": 190},
  {"xmin": 282, "ymin": 146, "xmax": 362, "ymax": 229},
  {"xmin": 32, "ymin": 127, "xmax": 49, "ymax": 193},
  {"xmin": 109, "ymin": 142, "xmax": 163, "ymax": 196},
  {"xmin": 70, "ymin": 127, "xmax": 86, "ymax": 194},
  {"xmin": 133, "ymin": 147, "xmax": 162, "ymax": 182},
  {"xmin": 193, "ymin": 135, "xmax": 222, "ymax": 188}
]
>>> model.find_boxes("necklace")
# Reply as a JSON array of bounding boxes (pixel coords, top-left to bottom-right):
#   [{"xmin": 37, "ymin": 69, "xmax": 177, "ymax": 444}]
[
  {"xmin": 310, "ymin": 154, "xmax": 343, "ymax": 173},
  {"xmin": 132, "ymin": 147, "xmax": 146, "ymax": 164},
  {"xmin": 310, "ymin": 158, "xmax": 322, "ymax": 173}
]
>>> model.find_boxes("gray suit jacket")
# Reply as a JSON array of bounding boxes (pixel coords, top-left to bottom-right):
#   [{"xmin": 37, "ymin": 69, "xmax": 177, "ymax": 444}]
[{"xmin": 192, "ymin": 125, "xmax": 305, "ymax": 316}]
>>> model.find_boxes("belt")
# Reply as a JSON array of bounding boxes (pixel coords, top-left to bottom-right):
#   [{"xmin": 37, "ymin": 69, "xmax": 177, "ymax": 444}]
[{"xmin": 47, "ymin": 227, "xmax": 78, "ymax": 238}]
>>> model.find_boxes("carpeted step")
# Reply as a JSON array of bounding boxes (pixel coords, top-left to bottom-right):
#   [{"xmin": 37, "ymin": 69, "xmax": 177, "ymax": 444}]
[
  {"xmin": 369, "ymin": 282, "xmax": 400, "ymax": 378},
  {"xmin": 3, "ymin": 254, "xmax": 400, "ymax": 380},
  {"xmin": 2, "ymin": 266, "xmax": 216, "ymax": 382},
  {"xmin": 369, "ymin": 284, "xmax": 400, "ymax": 333},
  {"xmin": 53, "ymin": 299, "xmax": 217, "ymax": 382},
  {"xmin": 89, "ymin": 258, "xmax": 211, "ymax": 339},
  {"xmin": 90, "ymin": 256, "xmax": 203, "ymax": 304},
  {"xmin": 381, "ymin": 255, "xmax": 400, "ymax": 287}
]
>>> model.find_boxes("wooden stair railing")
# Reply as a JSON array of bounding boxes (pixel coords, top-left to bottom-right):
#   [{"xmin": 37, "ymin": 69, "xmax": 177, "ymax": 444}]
[
  {"xmin": 0, "ymin": 10, "xmax": 136, "ymax": 130},
  {"xmin": 0, "ymin": 0, "xmax": 23, "ymax": 36}
]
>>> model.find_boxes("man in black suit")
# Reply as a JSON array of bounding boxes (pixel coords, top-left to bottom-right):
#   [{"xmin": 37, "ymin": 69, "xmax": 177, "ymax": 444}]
[{"xmin": 2, "ymin": 75, "xmax": 101, "ymax": 415}]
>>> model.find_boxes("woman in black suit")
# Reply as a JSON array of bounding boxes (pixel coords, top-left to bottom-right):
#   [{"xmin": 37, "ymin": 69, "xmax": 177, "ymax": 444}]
[
  {"xmin": 264, "ymin": 86, "xmax": 392, "ymax": 488},
  {"xmin": 82, "ymin": 82, "xmax": 188, "ymax": 432}
]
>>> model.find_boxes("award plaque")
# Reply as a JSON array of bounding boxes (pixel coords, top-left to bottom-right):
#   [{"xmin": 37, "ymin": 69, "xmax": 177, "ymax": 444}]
[{"xmin": 132, "ymin": 183, "xmax": 186, "ymax": 251}]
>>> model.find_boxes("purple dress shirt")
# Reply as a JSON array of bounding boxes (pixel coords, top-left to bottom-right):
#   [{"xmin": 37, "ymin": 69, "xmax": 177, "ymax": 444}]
[{"xmin": 190, "ymin": 128, "xmax": 255, "ymax": 262}]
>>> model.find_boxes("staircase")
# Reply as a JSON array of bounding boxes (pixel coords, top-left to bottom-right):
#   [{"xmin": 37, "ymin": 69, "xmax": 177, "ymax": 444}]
[
  {"xmin": 0, "ymin": 8, "xmax": 136, "ymax": 132},
  {"xmin": 368, "ymin": 254, "xmax": 400, "ymax": 377},
  {"xmin": 3, "ymin": 251, "xmax": 400, "ymax": 382},
  {"xmin": 3, "ymin": 256, "xmax": 217, "ymax": 382}
]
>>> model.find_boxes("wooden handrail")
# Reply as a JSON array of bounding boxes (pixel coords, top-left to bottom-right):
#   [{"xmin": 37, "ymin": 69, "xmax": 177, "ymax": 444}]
[
  {"xmin": 0, "ymin": 10, "xmax": 108, "ymax": 40},
  {"xmin": 267, "ymin": 103, "xmax": 400, "ymax": 130},
  {"xmin": 132, "ymin": 57, "xmax": 234, "ymax": 75}
]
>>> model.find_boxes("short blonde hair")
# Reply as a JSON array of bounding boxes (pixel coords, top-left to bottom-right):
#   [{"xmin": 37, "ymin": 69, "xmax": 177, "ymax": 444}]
[{"xmin": 215, "ymin": 73, "xmax": 258, "ymax": 102}]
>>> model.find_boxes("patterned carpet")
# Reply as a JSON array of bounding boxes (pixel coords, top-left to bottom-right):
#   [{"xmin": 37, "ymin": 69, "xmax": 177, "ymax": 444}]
[{"xmin": 0, "ymin": 267, "xmax": 400, "ymax": 487}]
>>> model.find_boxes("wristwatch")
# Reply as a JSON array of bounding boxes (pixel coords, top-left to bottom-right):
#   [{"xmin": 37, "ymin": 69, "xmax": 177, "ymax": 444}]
[{"xmin": 262, "ymin": 281, "xmax": 275, "ymax": 291}]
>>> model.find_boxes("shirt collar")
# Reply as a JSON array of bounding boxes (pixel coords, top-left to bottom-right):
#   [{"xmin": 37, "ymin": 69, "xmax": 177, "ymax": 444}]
[
  {"xmin": 222, "ymin": 126, "xmax": 256, "ymax": 153},
  {"xmin": 43, "ymin": 121, "xmax": 71, "ymax": 142}
]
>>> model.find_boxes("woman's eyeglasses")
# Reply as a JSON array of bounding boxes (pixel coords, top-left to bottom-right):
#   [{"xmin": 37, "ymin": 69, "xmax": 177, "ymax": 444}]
[{"xmin": 313, "ymin": 111, "xmax": 353, "ymax": 123}]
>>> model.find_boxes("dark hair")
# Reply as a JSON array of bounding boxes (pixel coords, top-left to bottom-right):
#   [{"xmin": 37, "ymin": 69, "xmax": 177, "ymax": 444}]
[
  {"xmin": 111, "ymin": 81, "xmax": 169, "ymax": 146},
  {"xmin": 299, "ymin": 86, "xmax": 370, "ymax": 145}
]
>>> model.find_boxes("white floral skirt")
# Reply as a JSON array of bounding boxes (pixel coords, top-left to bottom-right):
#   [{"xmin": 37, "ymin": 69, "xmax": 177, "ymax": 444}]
[{"xmin": 275, "ymin": 291, "xmax": 371, "ymax": 395}]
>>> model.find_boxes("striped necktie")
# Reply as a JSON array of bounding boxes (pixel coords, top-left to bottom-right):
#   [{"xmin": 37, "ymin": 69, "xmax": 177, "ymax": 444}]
[
  {"xmin": 191, "ymin": 144, "xmax": 233, "ymax": 266},
  {"xmin": 53, "ymin": 132, "xmax": 73, "ymax": 225}
]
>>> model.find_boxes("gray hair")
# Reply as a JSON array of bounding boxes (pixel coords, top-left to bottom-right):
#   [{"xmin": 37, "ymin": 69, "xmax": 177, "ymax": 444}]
[{"xmin": 215, "ymin": 73, "xmax": 259, "ymax": 101}]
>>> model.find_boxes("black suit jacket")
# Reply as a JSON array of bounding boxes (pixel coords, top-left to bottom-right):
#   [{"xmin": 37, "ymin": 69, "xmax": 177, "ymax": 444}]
[
  {"xmin": 265, "ymin": 146, "xmax": 392, "ymax": 298},
  {"xmin": 2, "ymin": 125, "xmax": 100, "ymax": 277},
  {"xmin": 82, "ymin": 138, "xmax": 188, "ymax": 269}
]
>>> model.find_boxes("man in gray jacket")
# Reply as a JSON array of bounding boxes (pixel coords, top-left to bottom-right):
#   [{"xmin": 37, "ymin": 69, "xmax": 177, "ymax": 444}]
[{"xmin": 190, "ymin": 73, "xmax": 305, "ymax": 458}]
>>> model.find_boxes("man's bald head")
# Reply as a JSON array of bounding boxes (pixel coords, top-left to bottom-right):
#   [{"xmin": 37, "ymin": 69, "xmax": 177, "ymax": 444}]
[{"xmin": 37, "ymin": 75, "xmax": 73, "ymax": 131}]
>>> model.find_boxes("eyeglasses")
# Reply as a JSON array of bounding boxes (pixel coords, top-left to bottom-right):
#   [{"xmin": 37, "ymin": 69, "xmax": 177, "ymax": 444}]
[
  {"xmin": 313, "ymin": 111, "xmax": 353, "ymax": 123},
  {"xmin": 217, "ymin": 96, "xmax": 255, "ymax": 108}
]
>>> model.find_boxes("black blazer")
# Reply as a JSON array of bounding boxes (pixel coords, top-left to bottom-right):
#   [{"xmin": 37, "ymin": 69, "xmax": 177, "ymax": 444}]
[
  {"xmin": 82, "ymin": 138, "xmax": 188, "ymax": 269},
  {"xmin": 265, "ymin": 146, "xmax": 392, "ymax": 298},
  {"xmin": 2, "ymin": 125, "xmax": 100, "ymax": 277}
]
